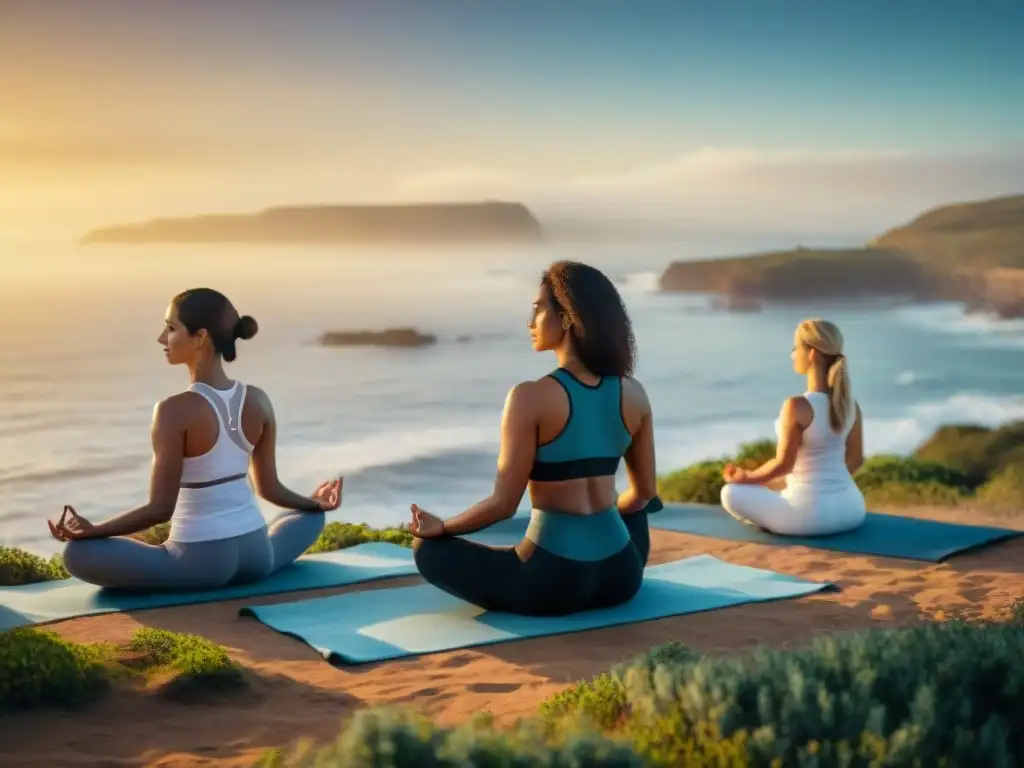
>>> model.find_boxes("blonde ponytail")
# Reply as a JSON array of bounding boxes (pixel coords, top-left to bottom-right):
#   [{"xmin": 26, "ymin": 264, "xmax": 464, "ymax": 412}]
[
  {"xmin": 795, "ymin": 318, "xmax": 852, "ymax": 432},
  {"xmin": 826, "ymin": 354, "xmax": 852, "ymax": 432}
]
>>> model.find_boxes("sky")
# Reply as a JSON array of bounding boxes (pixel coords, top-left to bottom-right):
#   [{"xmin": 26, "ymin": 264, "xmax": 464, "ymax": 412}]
[{"xmin": 2, "ymin": 0, "xmax": 1023, "ymax": 241}]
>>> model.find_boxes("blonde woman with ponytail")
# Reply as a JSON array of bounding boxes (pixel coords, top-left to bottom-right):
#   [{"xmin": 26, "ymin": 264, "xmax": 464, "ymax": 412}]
[{"xmin": 720, "ymin": 319, "xmax": 866, "ymax": 536}]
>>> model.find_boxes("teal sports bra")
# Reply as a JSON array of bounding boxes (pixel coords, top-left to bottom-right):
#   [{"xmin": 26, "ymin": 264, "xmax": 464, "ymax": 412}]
[{"xmin": 529, "ymin": 368, "xmax": 633, "ymax": 482}]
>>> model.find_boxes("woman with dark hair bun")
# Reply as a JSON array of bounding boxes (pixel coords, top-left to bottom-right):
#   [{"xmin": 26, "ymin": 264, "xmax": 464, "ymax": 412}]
[
  {"xmin": 408, "ymin": 261, "xmax": 660, "ymax": 616},
  {"xmin": 48, "ymin": 288, "xmax": 341, "ymax": 591}
]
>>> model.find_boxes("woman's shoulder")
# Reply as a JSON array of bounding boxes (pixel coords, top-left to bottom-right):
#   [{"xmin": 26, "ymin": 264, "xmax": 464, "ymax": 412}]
[
  {"xmin": 152, "ymin": 391, "xmax": 199, "ymax": 425},
  {"xmin": 241, "ymin": 384, "xmax": 273, "ymax": 417},
  {"xmin": 508, "ymin": 377, "xmax": 556, "ymax": 406},
  {"xmin": 620, "ymin": 375, "xmax": 648, "ymax": 396},
  {"xmin": 620, "ymin": 376, "xmax": 651, "ymax": 413},
  {"xmin": 779, "ymin": 394, "xmax": 815, "ymax": 424}
]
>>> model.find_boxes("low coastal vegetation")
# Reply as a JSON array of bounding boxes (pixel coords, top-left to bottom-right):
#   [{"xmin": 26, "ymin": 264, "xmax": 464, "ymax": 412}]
[
  {"xmin": 258, "ymin": 603, "xmax": 1024, "ymax": 766},
  {"xmin": 0, "ymin": 546, "xmax": 70, "ymax": 585},
  {"xmin": 659, "ymin": 419, "xmax": 1024, "ymax": 514},
  {"xmin": 134, "ymin": 519, "xmax": 415, "ymax": 553},
  {"xmin": 4, "ymin": 421, "xmax": 1019, "ymax": 587},
  {"xmin": 306, "ymin": 521, "xmax": 415, "ymax": 552},
  {"xmin": 0, "ymin": 626, "xmax": 244, "ymax": 712}
]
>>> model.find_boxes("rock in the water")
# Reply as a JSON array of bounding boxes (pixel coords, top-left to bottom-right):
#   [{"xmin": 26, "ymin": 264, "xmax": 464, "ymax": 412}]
[{"xmin": 318, "ymin": 328, "xmax": 437, "ymax": 348}]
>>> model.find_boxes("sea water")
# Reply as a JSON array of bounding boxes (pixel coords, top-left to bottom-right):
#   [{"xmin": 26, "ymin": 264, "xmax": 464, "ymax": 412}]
[{"xmin": 2, "ymin": 239, "xmax": 1022, "ymax": 555}]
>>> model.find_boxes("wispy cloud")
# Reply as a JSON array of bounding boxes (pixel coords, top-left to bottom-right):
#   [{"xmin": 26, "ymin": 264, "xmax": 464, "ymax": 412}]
[{"xmin": 393, "ymin": 145, "xmax": 1024, "ymax": 235}]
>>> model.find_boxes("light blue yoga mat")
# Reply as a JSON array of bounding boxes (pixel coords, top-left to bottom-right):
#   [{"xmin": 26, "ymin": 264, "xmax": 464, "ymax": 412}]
[
  {"xmin": 0, "ymin": 542, "xmax": 416, "ymax": 632},
  {"xmin": 239, "ymin": 554, "xmax": 834, "ymax": 664},
  {"xmin": 649, "ymin": 502, "xmax": 1022, "ymax": 562}
]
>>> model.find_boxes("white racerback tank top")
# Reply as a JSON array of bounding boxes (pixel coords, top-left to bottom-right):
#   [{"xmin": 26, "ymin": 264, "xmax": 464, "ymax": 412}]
[
  {"xmin": 778, "ymin": 391, "xmax": 859, "ymax": 497},
  {"xmin": 168, "ymin": 381, "xmax": 267, "ymax": 544}
]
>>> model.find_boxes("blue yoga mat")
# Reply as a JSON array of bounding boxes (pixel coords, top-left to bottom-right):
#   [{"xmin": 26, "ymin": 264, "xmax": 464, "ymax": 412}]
[
  {"xmin": 239, "ymin": 554, "xmax": 834, "ymax": 664},
  {"xmin": 0, "ymin": 542, "xmax": 416, "ymax": 632},
  {"xmin": 648, "ymin": 502, "xmax": 1022, "ymax": 562}
]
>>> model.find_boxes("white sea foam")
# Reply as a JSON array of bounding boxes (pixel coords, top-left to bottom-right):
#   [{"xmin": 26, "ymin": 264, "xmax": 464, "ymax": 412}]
[
  {"xmin": 866, "ymin": 391, "xmax": 1024, "ymax": 455},
  {"xmin": 895, "ymin": 370, "xmax": 918, "ymax": 386},
  {"xmin": 894, "ymin": 303, "xmax": 1024, "ymax": 349},
  {"xmin": 618, "ymin": 270, "xmax": 662, "ymax": 295},
  {"xmin": 275, "ymin": 422, "xmax": 496, "ymax": 485}
]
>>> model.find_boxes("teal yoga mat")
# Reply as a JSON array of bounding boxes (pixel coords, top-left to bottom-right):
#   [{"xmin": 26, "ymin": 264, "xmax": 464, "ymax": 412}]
[
  {"xmin": 0, "ymin": 542, "xmax": 416, "ymax": 632},
  {"xmin": 648, "ymin": 502, "xmax": 1022, "ymax": 562},
  {"xmin": 239, "ymin": 554, "xmax": 834, "ymax": 664}
]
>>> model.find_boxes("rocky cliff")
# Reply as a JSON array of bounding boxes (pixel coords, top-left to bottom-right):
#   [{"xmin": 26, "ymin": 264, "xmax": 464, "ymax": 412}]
[
  {"xmin": 658, "ymin": 247, "xmax": 948, "ymax": 301},
  {"xmin": 81, "ymin": 202, "xmax": 544, "ymax": 244}
]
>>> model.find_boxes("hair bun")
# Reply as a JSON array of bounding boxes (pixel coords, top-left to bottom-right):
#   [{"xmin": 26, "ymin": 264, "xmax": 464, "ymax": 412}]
[{"xmin": 234, "ymin": 315, "xmax": 259, "ymax": 341}]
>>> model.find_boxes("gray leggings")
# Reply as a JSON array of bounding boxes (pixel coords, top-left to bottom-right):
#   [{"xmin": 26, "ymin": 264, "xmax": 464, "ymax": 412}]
[{"xmin": 61, "ymin": 510, "xmax": 326, "ymax": 592}]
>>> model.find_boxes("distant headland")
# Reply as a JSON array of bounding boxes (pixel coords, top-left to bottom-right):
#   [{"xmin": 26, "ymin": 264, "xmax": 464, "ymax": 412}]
[
  {"xmin": 659, "ymin": 194, "xmax": 1024, "ymax": 318},
  {"xmin": 80, "ymin": 202, "xmax": 544, "ymax": 245}
]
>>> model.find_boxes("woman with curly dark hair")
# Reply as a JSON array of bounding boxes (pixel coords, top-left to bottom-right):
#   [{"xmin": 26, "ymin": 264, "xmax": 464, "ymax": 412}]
[{"xmin": 409, "ymin": 261, "xmax": 660, "ymax": 616}]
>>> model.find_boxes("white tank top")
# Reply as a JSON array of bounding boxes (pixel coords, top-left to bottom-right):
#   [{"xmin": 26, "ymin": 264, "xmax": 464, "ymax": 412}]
[
  {"xmin": 168, "ymin": 381, "xmax": 267, "ymax": 544},
  {"xmin": 777, "ymin": 391, "xmax": 859, "ymax": 496}
]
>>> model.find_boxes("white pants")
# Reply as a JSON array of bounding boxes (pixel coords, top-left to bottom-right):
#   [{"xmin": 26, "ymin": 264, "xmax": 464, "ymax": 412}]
[{"xmin": 720, "ymin": 482, "xmax": 866, "ymax": 536}]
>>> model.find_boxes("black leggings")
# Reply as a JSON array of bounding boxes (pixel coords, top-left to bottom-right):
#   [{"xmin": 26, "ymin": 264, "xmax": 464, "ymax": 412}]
[{"xmin": 413, "ymin": 511, "xmax": 651, "ymax": 617}]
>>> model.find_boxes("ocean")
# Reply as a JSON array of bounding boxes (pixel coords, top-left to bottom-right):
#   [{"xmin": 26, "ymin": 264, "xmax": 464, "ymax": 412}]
[{"xmin": 3, "ymin": 238, "xmax": 1023, "ymax": 556}]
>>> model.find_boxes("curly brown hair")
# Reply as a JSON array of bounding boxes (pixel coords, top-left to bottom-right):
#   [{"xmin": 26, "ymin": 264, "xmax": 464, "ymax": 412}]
[{"xmin": 541, "ymin": 261, "xmax": 636, "ymax": 377}]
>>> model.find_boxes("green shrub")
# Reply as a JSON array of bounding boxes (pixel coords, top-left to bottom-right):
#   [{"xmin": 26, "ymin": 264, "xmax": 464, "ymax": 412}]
[
  {"xmin": 0, "ymin": 525, "xmax": 170, "ymax": 588},
  {"xmin": 658, "ymin": 441, "xmax": 779, "ymax": 505},
  {"xmin": 853, "ymin": 455, "xmax": 972, "ymax": 494},
  {"xmin": 1010, "ymin": 599, "xmax": 1024, "ymax": 626},
  {"xmin": 976, "ymin": 462, "xmax": 1024, "ymax": 515},
  {"xmin": 596, "ymin": 621, "xmax": 1024, "ymax": 766},
  {"xmin": 0, "ymin": 546, "xmax": 70, "ymax": 586},
  {"xmin": 129, "ymin": 627, "xmax": 245, "ymax": 698},
  {"xmin": 862, "ymin": 479, "xmax": 967, "ymax": 508},
  {"xmin": 306, "ymin": 522, "xmax": 414, "ymax": 554},
  {"xmin": 540, "ymin": 672, "xmax": 629, "ymax": 732},
  {"xmin": 254, "ymin": 707, "xmax": 644, "ymax": 768},
  {"xmin": 0, "ymin": 628, "xmax": 111, "ymax": 711},
  {"xmin": 262, "ymin": 613, "xmax": 1024, "ymax": 767},
  {"xmin": 658, "ymin": 460, "xmax": 728, "ymax": 504},
  {"xmin": 734, "ymin": 439, "xmax": 776, "ymax": 468},
  {"xmin": 913, "ymin": 422, "xmax": 1024, "ymax": 486},
  {"xmin": 0, "ymin": 627, "xmax": 246, "ymax": 712},
  {"xmin": 131, "ymin": 522, "xmax": 171, "ymax": 545},
  {"xmin": 540, "ymin": 642, "xmax": 703, "ymax": 731}
]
